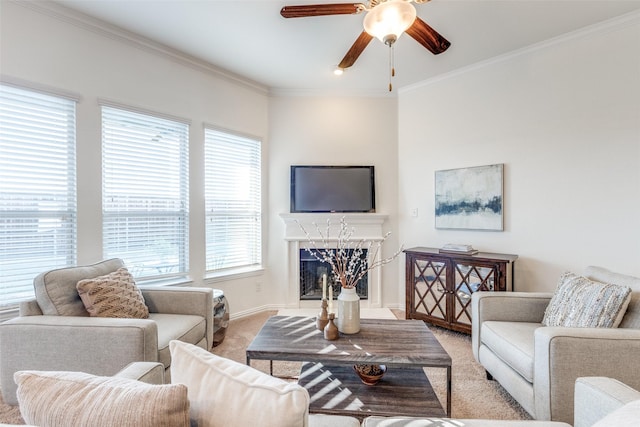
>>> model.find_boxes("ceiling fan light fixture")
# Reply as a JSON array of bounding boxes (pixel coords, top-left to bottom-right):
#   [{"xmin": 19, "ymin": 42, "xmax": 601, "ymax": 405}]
[{"xmin": 363, "ymin": 0, "xmax": 417, "ymax": 45}]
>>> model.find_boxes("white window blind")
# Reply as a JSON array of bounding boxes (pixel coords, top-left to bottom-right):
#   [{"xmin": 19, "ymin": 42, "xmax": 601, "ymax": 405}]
[
  {"xmin": 205, "ymin": 128, "xmax": 262, "ymax": 273},
  {"xmin": 0, "ymin": 84, "xmax": 77, "ymax": 306},
  {"xmin": 102, "ymin": 106, "xmax": 189, "ymax": 281}
]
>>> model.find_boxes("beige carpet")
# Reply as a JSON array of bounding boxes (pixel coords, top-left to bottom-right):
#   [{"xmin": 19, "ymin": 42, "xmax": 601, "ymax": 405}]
[{"xmin": 0, "ymin": 310, "xmax": 531, "ymax": 424}]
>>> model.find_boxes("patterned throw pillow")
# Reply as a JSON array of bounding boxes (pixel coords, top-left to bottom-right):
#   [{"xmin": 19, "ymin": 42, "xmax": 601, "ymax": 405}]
[
  {"xmin": 15, "ymin": 370, "xmax": 189, "ymax": 427},
  {"xmin": 542, "ymin": 271, "xmax": 632, "ymax": 328},
  {"xmin": 76, "ymin": 267, "xmax": 149, "ymax": 318}
]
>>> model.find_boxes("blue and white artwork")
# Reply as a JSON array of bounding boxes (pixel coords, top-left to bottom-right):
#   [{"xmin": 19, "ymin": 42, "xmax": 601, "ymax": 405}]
[{"xmin": 435, "ymin": 164, "xmax": 503, "ymax": 231}]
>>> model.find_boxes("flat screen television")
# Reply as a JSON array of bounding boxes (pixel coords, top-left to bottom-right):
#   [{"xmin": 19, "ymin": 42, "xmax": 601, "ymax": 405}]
[{"xmin": 290, "ymin": 165, "xmax": 376, "ymax": 213}]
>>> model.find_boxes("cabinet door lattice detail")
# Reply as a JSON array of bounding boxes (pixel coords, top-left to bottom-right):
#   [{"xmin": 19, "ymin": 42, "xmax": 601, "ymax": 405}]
[{"xmin": 413, "ymin": 259, "xmax": 447, "ymax": 320}]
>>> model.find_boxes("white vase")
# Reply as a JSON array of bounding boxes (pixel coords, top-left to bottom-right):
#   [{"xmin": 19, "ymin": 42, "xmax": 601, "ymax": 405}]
[{"xmin": 337, "ymin": 286, "xmax": 360, "ymax": 334}]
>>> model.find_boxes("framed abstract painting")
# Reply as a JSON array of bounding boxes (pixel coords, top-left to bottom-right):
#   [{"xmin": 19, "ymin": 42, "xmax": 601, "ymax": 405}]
[{"xmin": 435, "ymin": 163, "xmax": 504, "ymax": 231}]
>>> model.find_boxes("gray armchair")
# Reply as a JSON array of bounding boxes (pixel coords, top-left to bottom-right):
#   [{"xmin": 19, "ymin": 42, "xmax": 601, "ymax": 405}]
[
  {"xmin": 472, "ymin": 266, "xmax": 640, "ymax": 424},
  {"xmin": 0, "ymin": 259, "xmax": 213, "ymax": 405}
]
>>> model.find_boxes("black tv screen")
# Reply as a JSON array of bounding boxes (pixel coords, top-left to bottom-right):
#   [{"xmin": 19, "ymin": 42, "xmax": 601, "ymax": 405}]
[{"xmin": 290, "ymin": 165, "xmax": 376, "ymax": 213}]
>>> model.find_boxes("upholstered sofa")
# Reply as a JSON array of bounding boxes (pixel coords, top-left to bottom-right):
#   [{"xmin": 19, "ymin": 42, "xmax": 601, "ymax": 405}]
[
  {"xmin": 0, "ymin": 259, "xmax": 214, "ymax": 405},
  {"xmin": 11, "ymin": 350, "xmax": 640, "ymax": 427},
  {"xmin": 472, "ymin": 266, "xmax": 640, "ymax": 424}
]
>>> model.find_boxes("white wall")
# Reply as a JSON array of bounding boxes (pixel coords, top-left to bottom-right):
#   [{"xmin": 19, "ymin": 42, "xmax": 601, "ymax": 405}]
[
  {"xmin": 0, "ymin": 1, "xmax": 270, "ymax": 316},
  {"xmin": 398, "ymin": 15, "xmax": 640, "ymax": 292},
  {"xmin": 267, "ymin": 96, "xmax": 402, "ymax": 308}
]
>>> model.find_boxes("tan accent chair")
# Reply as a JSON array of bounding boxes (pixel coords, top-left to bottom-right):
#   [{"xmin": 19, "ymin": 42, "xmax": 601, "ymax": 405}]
[
  {"xmin": 0, "ymin": 259, "xmax": 214, "ymax": 405},
  {"xmin": 472, "ymin": 266, "xmax": 640, "ymax": 424}
]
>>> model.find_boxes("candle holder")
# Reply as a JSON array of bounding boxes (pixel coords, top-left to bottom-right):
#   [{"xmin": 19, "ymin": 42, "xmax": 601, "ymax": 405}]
[
  {"xmin": 316, "ymin": 298, "xmax": 329, "ymax": 331},
  {"xmin": 324, "ymin": 312, "xmax": 339, "ymax": 341}
]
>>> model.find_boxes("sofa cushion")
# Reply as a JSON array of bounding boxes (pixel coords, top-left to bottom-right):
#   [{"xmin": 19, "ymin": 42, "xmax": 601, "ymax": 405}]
[
  {"xmin": 592, "ymin": 399, "xmax": 640, "ymax": 427},
  {"xmin": 150, "ymin": 313, "xmax": 207, "ymax": 368},
  {"xmin": 362, "ymin": 416, "xmax": 571, "ymax": 426},
  {"xmin": 309, "ymin": 414, "xmax": 360, "ymax": 427},
  {"xmin": 481, "ymin": 321, "xmax": 538, "ymax": 383},
  {"xmin": 542, "ymin": 271, "xmax": 632, "ymax": 328},
  {"xmin": 14, "ymin": 370, "xmax": 189, "ymax": 427},
  {"xmin": 34, "ymin": 258, "xmax": 124, "ymax": 316},
  {"xmin": 169, "ymin": 340, "xmax": 309, "ymax": 427},
  {"xmin": 77, "ymin": 267, "xmax": 149, "ymax": 318}
]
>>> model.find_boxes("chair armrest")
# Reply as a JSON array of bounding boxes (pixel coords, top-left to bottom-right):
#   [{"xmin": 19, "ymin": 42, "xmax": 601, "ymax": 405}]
[
  {"xmin": 115, "ymin": 361, "xmax": 165, "ymax": 385},
  {"xmin": 0, "ymin": 315, "xmax": 158, "ymax": 405},
  {"xmin": 19, "ymin": 299, "xmax": 42, "ymax": 316},
  {"xmin": 533, "ymin": 327, "xmax": 640, "ymax": 423},
  {"xmin": 472, "ymin": 292, "xmax": 552, "ymax": 361},
  {"xmin": 141, "ymin": 286, "xmax": 213, "ymax": 315},
  {"xmin": 574, "ymin": 377, "xmax": 640, "ymax": 427},
  {"xmin": 473, "ymin": 291, "xmax": 552, "ymax": 323},
  {"xmin": 142, "ymin": 286, "xmax": 214, "ymax": 349}
]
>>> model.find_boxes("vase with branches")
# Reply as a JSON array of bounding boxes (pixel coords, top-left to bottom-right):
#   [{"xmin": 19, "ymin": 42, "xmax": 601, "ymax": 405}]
[{"xmin": 297, "ymin": 217, "xmax": 403, "ymax": 333}]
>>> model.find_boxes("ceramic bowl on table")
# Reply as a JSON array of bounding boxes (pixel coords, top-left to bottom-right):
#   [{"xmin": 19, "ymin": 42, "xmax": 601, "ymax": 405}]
[{"xmin": 353, "ymin": 364, "xmax": 387, "ymax": 385}]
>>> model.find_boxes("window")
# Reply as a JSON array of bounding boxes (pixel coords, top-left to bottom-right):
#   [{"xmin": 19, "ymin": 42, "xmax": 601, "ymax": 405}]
[
  {"xmin": 0, "ymin": 84, "xmax": 77, "ymax": 306},
  {"xmin": 204, "ymin": 128, "xmax": 262, "ymax": 274},
  {"xmin": 102, "ymin": 106, "xmax": 189, "ymax": 281}
]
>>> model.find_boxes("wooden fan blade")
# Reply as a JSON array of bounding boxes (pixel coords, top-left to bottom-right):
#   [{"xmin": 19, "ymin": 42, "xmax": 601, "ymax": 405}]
[
  {"xmin": 405, "ymin": 17, "xmax": 451, "ymax": 55},
  {"xmin": 338, "ymin": 31, "xmax": 373, "ymax": 69},
  {"xmin": 280, "ymin": 3, "xmax": 364, "ymax": 18}
]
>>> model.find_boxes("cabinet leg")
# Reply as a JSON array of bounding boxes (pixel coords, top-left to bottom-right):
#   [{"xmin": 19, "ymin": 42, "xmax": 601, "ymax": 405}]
[{"xmin": 485, "ymin": 370, "xmax": 494, "ymax": 381}]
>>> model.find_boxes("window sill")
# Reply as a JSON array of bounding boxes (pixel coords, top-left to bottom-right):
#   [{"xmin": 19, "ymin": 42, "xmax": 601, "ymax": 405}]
[
  {"xmin": 205, "ymin": 265, "xmax": 264, "ymax": 284},
  {"xmin": 137, "ymin": 275, "xmax": 194, "ymax": 288}
]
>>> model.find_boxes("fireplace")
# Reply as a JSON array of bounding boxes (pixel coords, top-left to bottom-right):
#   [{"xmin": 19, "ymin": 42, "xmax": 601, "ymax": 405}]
[
  {"xmin": 299, "ymin": 249, "xmax": 368, "ymax": 300},
  {"xmin": 280, "ymin": 213, "xmax": 388, "ymax": 309}
]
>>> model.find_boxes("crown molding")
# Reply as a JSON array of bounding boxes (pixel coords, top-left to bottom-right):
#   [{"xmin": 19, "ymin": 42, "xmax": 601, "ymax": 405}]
[
  {"xmin": 399, "ymin": 9, "xmax": 640, "ymax": 94},
  {"xmin": 12, "ymin": 1, "xmax": 638, "ymax": 100},
  {"xmin": 12, "ymin": 0, "xmax": 269, "ymax": 96}
]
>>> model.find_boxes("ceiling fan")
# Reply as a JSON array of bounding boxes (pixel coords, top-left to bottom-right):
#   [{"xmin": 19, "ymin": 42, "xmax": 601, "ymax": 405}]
[{"xmin": 280, "ymin": 0, "xmax": 450, "ymax": 78}]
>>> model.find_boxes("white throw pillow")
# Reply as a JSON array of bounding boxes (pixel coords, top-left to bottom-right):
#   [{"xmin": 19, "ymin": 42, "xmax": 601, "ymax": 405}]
[
  {"xmin": 592, "ymin": 399, "xmax": 640, "ymax": 427},
  {"xmin": 542, "ymin": 271, "xmax": 632, "ymax": 328},
  {"xmin": 169, "ymin": 340, "xmax": 310, "ymax": 427}
]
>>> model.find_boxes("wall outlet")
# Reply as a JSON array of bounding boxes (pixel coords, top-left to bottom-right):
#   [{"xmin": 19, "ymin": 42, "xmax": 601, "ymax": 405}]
[
  {"xmin": 255, "ymin": 280, "xmax": 262, "ymax": 292},
  {"xmin": 410, "ymin": 208, "xmax": 419, "ymax": 217}
]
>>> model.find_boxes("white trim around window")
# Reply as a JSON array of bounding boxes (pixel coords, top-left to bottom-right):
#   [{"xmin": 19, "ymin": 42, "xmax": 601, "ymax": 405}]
[
  {"xmin": 204, "ymin": 127, "xmax": 262, "ymax": 277},
  {"xmin": 0, "ymin": 83, "xmax": 77, "ymax": 307},
  {"xmin": 101, "ymin": 105, "xmax": 190, "ymax": 282}
]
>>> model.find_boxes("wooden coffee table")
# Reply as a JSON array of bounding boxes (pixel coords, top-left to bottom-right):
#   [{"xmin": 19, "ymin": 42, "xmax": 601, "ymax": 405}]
[{"xmin": 246, "ymin": 316, "xmax": 452, "ymax": 418}]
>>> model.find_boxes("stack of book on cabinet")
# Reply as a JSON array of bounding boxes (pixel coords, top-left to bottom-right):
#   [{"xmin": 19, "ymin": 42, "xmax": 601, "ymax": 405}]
[{"xmin": 439, "ymin": 244, "xmax": 479, "ymax": 255}]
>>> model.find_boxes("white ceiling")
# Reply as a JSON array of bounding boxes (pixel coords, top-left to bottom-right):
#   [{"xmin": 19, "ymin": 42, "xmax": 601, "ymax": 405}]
[{"xmin": 54, "ymin": 0, "xmax": 640, "ymax": 95}]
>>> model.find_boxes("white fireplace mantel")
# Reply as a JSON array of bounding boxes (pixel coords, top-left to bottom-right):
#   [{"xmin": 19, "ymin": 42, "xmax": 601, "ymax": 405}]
[
  {"xmin": 280, "ymin": 213, "xmax": 389, "ymax": 241},
  {"xmin": 280, "ymin": 213, "xmax": 389, "ymax": 309}
]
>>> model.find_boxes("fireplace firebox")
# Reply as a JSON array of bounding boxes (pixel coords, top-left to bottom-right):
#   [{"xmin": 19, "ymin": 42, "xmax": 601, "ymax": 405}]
[
  {"xmin": 299, "ymin": 249, "xmax": 368, "ymax": 300},
  {"xmin": 280, "ymin": 213, "xmax": 388, "ymax": 309}
]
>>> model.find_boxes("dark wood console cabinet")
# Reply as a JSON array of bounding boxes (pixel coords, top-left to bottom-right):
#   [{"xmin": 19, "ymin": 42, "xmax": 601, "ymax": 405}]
[{"xmin": 404, "ymin": 247, "xmax": 518, "ymax": 334}]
